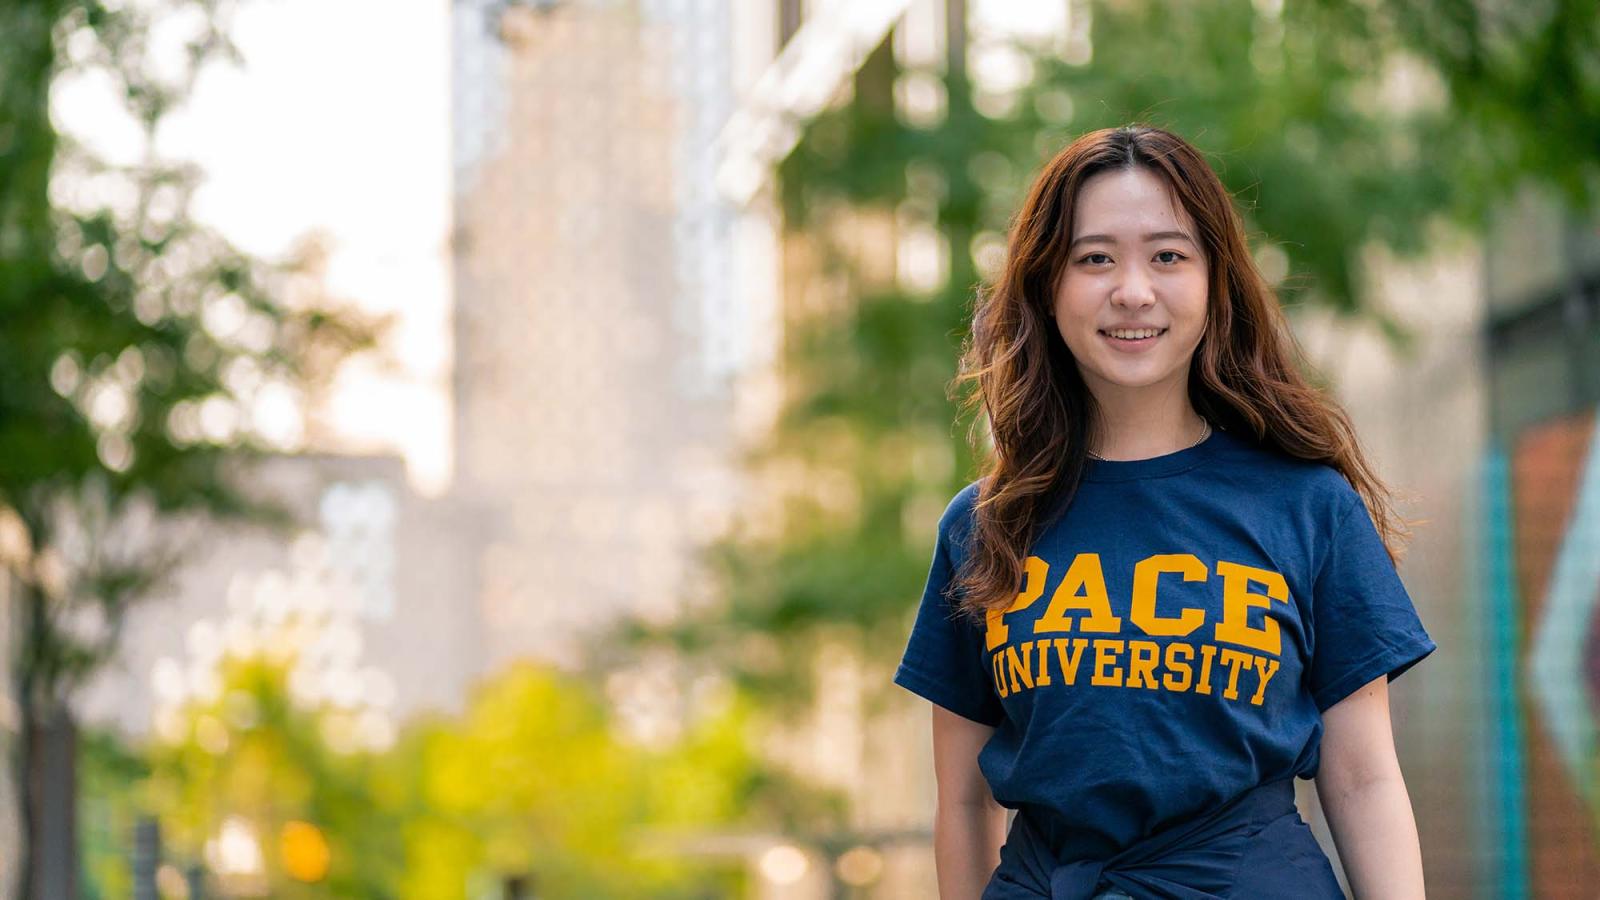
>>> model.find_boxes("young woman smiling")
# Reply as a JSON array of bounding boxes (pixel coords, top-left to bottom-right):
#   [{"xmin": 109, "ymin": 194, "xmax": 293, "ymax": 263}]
[{"xmin": 893, "ymin": 125, "xmax": 1435, "ymax": 899}]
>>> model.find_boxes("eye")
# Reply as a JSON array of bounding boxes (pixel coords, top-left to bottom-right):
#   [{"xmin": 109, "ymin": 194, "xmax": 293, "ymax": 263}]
[
  {"xmin": 1155, "ymin": 250, "xmax": 1186, "ymax": 264},
  {"xmin": 1078, "ymin": 252, "xmax": 1112, "ymax": 266}
]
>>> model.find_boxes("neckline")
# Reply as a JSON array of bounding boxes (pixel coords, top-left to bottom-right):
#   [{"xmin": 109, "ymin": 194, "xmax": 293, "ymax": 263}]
[{"xmin": 1082, "ymin": 424, "xmax": 1233, "ymax": 482}]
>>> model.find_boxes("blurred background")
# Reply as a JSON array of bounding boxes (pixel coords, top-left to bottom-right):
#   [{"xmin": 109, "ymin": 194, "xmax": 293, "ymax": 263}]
[{"xmin": 0, "ymin": 0, "xmax": 1596, "ymax": 897}]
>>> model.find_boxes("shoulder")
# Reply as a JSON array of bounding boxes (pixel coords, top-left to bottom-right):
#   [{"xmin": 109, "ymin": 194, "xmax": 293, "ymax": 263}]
[
  {"xmin": 937, "ymin": 479, "xmax": 984, "ymax": 558},
  {"xmin": 940, "ymin": 479, "xmax": 982, "ymax": 526},
  {"xmin": 1211, "ymin": 427, "xmax": 1360, "ymax": 520}
]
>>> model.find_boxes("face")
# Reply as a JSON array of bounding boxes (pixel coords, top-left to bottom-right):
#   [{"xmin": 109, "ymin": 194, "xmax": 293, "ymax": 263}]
[{"xmin": 1051, "ymin": 166, "xmax": 1209, "ymax": 401}]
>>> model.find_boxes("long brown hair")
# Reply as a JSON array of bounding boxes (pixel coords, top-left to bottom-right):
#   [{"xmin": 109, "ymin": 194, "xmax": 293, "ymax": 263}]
[{"xmin": 948, "ymin": 123, "xmax": 1414, "ymax": 620}]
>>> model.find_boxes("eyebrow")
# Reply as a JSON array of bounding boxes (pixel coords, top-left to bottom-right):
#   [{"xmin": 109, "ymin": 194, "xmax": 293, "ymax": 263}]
[{"xmin": 1068, "ymin": 230, "xmax": 1197, "ymax": 250}]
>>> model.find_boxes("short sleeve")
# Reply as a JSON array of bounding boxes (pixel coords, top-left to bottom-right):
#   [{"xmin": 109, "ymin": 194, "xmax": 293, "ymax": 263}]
[
  {"xmin": 1306, "ymin": 496, "xmax": 1438, "ymax": 713},
  {"xmin": 892, "ymin": 487, "xmax": 1006, "ymax": 727}
]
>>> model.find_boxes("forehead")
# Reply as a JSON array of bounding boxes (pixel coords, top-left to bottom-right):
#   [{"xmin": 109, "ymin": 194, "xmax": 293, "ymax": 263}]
[{"xmin": 1071, "ymin": 167, "xmax": 1197, "ymax": 238}]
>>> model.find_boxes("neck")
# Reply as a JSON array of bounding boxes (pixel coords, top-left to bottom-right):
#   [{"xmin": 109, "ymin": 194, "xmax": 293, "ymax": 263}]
[{"xmin": 1086, "ymin": 379, "xmax": 1207, "ymax": 462}]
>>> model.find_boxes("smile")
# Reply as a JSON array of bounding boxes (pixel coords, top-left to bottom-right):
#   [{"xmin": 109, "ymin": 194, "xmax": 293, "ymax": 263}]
[{"xmin": 1098, "ymin": 327, "xmax": 1167, "ymax": 352}]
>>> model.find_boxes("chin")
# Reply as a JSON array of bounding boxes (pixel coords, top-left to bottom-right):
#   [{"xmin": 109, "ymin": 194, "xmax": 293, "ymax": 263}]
[
  {"xmin": 1089, "ymin": 362, "xmax": 1181, "ymax": 390},
  {"xmin": 1102, "ymin": 375, "xmax": 1169, "ymax": 390}
]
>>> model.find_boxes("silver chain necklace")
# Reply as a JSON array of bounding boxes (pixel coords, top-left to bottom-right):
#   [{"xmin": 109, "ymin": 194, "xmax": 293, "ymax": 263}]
[{"xmin": 1087, "ymin": 417, "xmax": 1211, "ymax": 462}]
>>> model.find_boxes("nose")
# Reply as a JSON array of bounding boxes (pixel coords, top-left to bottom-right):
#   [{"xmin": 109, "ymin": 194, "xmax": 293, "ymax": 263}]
[{"xmin": 1112, "ymin": 264, "xmax": 1156, "ymax": 309}]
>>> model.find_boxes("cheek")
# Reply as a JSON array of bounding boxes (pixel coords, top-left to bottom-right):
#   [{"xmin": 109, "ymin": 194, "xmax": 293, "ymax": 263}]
[
  {"xmin": 1052, "ymin": 278, "xmax": 1100, "ymax": 325},
  {"xmin": 1051, "ymin": 302, "xmax": 1102, "ymax": 351},
  {"xmin": 1171, "ymin": 274, "xmax": 1210, "ymax": 331}
]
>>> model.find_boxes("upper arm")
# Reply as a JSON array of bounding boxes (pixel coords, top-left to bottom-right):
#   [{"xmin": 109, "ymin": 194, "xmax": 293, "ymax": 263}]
[
  {"xmin": 893, "ymin": 484, "xmax": 1007, "ymax": 727},
  {"xmin": 1315, "ymin": 672, "xmax": 1403, "ymax": 797},
  {"xmin": 1305, "ymin": 493, "xmax": 1436, "ymax": 713},
  {"xmin": 932, "ymin": 703, "xmax": 999, "ymax": 808}
]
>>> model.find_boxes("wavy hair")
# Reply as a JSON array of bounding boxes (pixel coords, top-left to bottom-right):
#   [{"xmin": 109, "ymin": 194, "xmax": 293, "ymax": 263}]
[{"xmin": 948, "ymin": 124, "xmax": 1414, "ymax": 620}]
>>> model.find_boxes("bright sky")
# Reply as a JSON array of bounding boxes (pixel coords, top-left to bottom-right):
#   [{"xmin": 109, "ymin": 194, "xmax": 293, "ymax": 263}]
[{"xmin": 52, "ymin": 0, "xmax": 455, "ymax": 496}]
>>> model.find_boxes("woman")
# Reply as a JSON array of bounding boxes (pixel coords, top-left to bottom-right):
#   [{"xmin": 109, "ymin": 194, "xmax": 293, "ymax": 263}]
[{"xmin": 893, "ymin": 124, "xmax": 1436, "ymax": 899}]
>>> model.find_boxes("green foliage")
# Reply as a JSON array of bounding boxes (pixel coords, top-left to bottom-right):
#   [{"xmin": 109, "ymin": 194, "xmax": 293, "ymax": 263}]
[
  {"xmin": 83, "ymin": 654, "xmax": 776, "ymax": 898},
  {"xmin": 136, "ymin": 654, "xmax": 404, "ymax": 895},
  {"xmin": 2, "ymin": 3, "xmax": 380, "ymax": 893},
  {"xmin": 1, "ymin": 0, "xmax": 380, "ymax": 711},
  {"xmin": 399, "ymin": 664, "xmax": 753, "ymax": 898},
  {"xmin": 1343, "ymin": 0, "xmax": 1600, "ymax": 215},
  {"xmin": 78, "ymin": 727, "xmax": 149, "ymax": 900}
]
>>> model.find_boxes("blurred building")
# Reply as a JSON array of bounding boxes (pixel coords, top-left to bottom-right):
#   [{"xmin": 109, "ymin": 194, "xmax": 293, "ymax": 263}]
[
  {"xmin": 1475, "ymin": 186, "xmax": 1600, "ymax": 898},
  {"xmin": 79, "ymin": 452, "xmax": 485, "ymax": 752},
  {"xmin": 1287, "ymin": 224, "xmax": 1486, "ymax": 897},
  {"xmin": 449, "ymin": 0, "xmax": 751, "ymax": 672},
  {"xmin": 78, "ymin": 2, "xmax": 756, "ymax": 719},
  {"xmin": 1298, "ymin": 176, "xmax": 1600, "ymax": 900},
  {"xmin": 79, "ymin": 0, "xmax": 769, "ymax": 882}
]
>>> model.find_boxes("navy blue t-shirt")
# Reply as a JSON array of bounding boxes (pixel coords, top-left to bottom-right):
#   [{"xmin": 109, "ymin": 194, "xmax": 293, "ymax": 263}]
[{"xmin": 893, "ymin": 424, "xmax": 1436, "ymax": 866}]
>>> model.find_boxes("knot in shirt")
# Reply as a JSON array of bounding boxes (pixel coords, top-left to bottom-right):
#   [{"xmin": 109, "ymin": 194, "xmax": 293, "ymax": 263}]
[{"xmin": 983, "ymin": 778, "xmax": 1341, "ymax": 900}]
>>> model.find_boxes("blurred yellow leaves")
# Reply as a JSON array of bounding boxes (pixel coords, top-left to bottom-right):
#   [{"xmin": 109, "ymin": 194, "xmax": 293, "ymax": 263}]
[{"xmin": 107, "ymin": 650, "xmax": 757, "ymax": 897}]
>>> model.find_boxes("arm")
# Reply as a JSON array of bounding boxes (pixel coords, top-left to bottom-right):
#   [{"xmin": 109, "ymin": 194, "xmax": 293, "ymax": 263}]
[
  {"xmin": 931, "ymin": 704, "xmax": 1008, "ymax": 899},
  {"xmin": 1314, "ymin": 674, "xmax": 1426, "ymax": 899}
]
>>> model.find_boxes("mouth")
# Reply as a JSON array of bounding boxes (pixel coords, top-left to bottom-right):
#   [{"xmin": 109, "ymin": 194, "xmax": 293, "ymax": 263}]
[{"xmin": 1098, "ymin": 327, "xmax": 1168, "ymax": 348}]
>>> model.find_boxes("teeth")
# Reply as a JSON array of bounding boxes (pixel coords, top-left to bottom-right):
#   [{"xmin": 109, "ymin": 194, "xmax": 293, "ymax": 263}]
[{"xmin": 1105, "ymin": 328, "xmax": 1163, "ymax": 339}]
